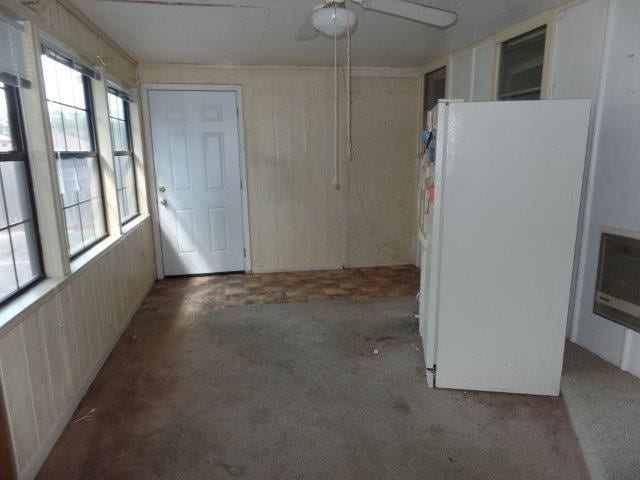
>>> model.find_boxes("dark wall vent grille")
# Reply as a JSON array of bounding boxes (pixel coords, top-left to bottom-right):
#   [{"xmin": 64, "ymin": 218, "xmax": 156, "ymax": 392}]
[{"xmin": 594, "ymin": 229, "xmax": 640, "ymax": 332}]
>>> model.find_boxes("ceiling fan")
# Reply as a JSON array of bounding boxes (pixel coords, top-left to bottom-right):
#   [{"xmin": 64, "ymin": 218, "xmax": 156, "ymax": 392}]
[{"xmin": 295, "ymin": 0, "xmax": 458, "ymax": 41}]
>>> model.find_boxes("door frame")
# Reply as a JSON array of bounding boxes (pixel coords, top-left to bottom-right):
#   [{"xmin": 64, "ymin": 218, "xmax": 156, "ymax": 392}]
[{"xmin": 140, "ymin": 83, "xmax": 251, "ymax": 278}]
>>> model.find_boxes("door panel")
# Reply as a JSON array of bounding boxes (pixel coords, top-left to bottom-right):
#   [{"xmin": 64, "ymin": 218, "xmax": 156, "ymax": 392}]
[
  {"xmin": 169, "ymin": 132, "xmax": 191, "ymax": 190},
  {"xmin": 149, "ymin": 90, "xmax": 245, "ymax": 276},
  {"xmin": 203, "ymin": 133, "xmax": 225, "ymax": 190}
]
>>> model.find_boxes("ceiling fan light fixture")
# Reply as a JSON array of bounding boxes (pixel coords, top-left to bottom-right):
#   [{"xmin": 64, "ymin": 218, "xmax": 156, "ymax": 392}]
[{"xmin": 311, "ymin": 5, "xmax": 357, "ymax": 38}]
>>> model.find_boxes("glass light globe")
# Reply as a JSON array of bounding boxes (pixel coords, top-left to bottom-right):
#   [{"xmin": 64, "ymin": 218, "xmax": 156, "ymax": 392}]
[{"xmin": 311, "ymin": 6, "xmax": 357, "ymax": 38}]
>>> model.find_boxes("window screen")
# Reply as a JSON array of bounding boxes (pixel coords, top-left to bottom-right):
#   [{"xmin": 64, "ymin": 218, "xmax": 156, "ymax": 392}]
[
  {"xmin": 42, "ymin": 52, "xmax": 107, "ymax": 256},
  {"xmin": 108, "ymin": 90, "xmax": 139, "ymax": 225},
  {"xmin": 0, "ymin": 82, "xmax": 43, "ymax": 303},
  {"xmin": 499, "ymin": 26, "xmax": 546, "ymax": 101}
]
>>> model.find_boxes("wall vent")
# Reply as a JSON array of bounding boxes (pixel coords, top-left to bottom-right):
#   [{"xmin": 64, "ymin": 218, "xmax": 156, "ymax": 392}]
[{"xmin": 594, "ymin": 227, "xmax": 640, "ymax": 332}]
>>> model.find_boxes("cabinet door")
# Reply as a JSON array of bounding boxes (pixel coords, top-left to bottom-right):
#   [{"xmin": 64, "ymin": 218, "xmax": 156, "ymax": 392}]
[{"xmin": 448, "ymin": 50, "xmax": 473, "ymax": 100}]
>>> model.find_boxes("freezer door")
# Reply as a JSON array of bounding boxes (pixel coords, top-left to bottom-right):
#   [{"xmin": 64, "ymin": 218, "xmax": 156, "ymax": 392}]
[{"xmin": 433, "ymin": 100, "xmax": 590, "ymax": 396}]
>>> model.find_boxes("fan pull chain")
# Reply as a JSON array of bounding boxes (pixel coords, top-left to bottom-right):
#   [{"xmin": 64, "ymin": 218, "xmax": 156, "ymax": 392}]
[
  {"xmin": 346, "ymin": 2, "xmax": 352, "ymax": 164},
  {"xmin": 332, "ymin": 3, "xmax": 340, "ymax": 190}
]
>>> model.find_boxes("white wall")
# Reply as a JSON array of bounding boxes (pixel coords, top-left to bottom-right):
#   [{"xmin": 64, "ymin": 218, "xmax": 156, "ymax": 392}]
[
  {"xmin": 570, "ymin": 0, "xmax": 640, "ymax": 376},
  {"xmin": 548, "ymin": 0, "xmax": 608, "ymax": 338}
]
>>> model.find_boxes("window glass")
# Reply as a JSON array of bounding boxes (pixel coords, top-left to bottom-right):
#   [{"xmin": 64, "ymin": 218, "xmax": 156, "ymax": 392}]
[
  {"xmin": 499, "ymin": 27, "xmax": 547, "ymax": 101},
  {"xmin": 42, "ymin": 54, "xmax": 107, "ymax": 256},
  {"xmin": 0, "ymin": 82, "xmax": 44, "ymax": 303},
  {"xmin": 108, "ymin": 91, "xmax": 139, "ymax": 225},
  {"xmin": 424, "ymin": 67, "xmax": 446, "ymax": 112},
  {"xmin": 0, "ymin": 83, "xmax": 13, "ymax": 152}
]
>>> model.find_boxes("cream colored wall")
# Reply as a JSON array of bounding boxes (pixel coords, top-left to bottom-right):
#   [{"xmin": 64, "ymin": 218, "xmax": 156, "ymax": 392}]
[
  {"xmin": 6, "ymin": 0, "xmax": 137, "ymax": 86},
  {"xmin": 347, "ymin": 76, "xmax": 420, "ymax": 267},
  {"xmin": 0, "ymin": 219, "xmax": 155, "ymax": 479},
  {"xmin": 138, "ymin": 65, "xmax": 348, "ymax": 273},
  {"xmin": 0, "ymin": 3, "xmax": 157, "ymax": 480}
]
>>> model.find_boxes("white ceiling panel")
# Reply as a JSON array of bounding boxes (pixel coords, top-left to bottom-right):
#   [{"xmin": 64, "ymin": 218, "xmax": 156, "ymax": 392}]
[{"xmin": 72, "ymin": 0, "xmax": 575, "ymax": 67}]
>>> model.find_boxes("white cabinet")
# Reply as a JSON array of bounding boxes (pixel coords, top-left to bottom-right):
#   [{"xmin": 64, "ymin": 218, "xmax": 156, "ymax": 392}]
[{"xmin": 447, "ymin": 41, "xmax": 496, "ymax": 101}]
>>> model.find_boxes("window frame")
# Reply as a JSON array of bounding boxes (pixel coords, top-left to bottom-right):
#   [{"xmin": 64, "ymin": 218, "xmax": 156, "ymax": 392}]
[
  {"xmin": 498, "ymin": 26, "xmax": 547, "ymax": 101},
  {"xmin": 423, "ymin": 66, "xmax": 447, "ymax": 113},
  {"xmin": 42, "ymin": 51, "xmax": 109, "ymax": 259},
  {"xmin": 0, "ymin": 82, "xmax": 45, "ymax": 306},
  {"xmin": 107, "ymin": 88, "xmax": 139, "ymax": 226}
]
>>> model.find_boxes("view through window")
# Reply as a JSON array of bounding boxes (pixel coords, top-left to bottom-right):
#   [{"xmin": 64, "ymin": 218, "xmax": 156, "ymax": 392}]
[
  {"xmin": 0, "ymin": 82, "xmax": 43, "ymax": 302},
  {"xmin": 108, "ymin": 90, "xmax": 139, "ymax": 225},
  {"xmin": 42, "ymin": 53, "xmax": 107, "ymax": 256},
  {"xmin": 499, "ymin": 27, "xmax": 547, "ymax": 101}
]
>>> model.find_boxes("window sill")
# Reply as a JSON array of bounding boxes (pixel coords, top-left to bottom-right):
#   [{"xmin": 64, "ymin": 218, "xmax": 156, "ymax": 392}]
[
  {"xmin": 121, "ymin": 214, "xmax": 142, "ymax": 235},
  {"xmin": 0, "ymin": 214, "xmax": 151, "ymax": 337},
  {"xmin": 0, "ymin": 278, "xmax": 60, "ymax": 336},
  {"xmin": 70, "ymin": 213, "xmax": 149, "ymax": 275}
]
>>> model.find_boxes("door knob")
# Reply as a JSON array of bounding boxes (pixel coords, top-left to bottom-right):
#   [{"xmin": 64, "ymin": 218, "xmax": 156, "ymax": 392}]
[
  {"xmin": 159, "ymin": 185, "xmax": 166, "ymax": 192},
  {"xmin": 160, "ymin": 199, "xmax": 167, "ymax": 206}
]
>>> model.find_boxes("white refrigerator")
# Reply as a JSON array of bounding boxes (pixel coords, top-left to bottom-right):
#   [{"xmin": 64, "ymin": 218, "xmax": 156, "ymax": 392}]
[{"xmin": 417, "ymin": 100, "xmax": 591, "ymax": 396}]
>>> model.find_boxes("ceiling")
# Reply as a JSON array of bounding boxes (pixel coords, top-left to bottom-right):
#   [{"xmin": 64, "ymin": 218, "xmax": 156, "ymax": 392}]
[{"xmin": 71, "ymin": 0, "xmax": 573, "ymax": 67}]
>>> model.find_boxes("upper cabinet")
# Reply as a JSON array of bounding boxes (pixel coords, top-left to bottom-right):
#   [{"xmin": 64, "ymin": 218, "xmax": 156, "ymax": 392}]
[
  {"xmin": 426, "ymin": 0, "xmax": 610, "ymax": 105},
  {"xmin": 549, "ymin": 0, "xmax": 607, "ymax": 101},
  {"xmin": 447, "ymin": 41, "xmax": 496, "ymax": 102},
  {"xmin": 448, "ymin": 49, "xmax": 473, "ymax": 100},
  {"xmin": 472, "ymin": 42, "xmax": 496, "ymax": 101}
]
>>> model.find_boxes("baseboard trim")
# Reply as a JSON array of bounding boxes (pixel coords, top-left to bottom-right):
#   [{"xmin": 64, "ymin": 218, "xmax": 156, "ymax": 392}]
[
  {"xmin": 19, "ymin": 278, "xmax": 155, "ymax": 480},
  {"xmin": 252, "ymin": 263, "xmax": 344, "ymax": 274},
  {"xmin": 344, "ymin": 261, "xmax": 415, "ymax": 268}
]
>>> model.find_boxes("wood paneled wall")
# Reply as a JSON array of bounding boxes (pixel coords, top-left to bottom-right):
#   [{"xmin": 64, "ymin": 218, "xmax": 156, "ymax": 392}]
[
  {"xmin": 347, "ymin": 76, "xmax": 420, "ymax": 267},
  {"xmin": 0, "ymin": 385, "xmax": 15, "ymax": 480},
  {"xmin": 6, "ymin": 0, "xmax": 136, "ymax": 85},
  {"xmin": 0, "ymin": 4, "xmax": 156, "ymax": 480},
  {"xmin": 139, "ymin": 66, "xmax": 421, "ymax": 272},
  {"xmin": 0, "ymin": 220, "xmax": 155, "ymax": 479},
  {"xmin": 139, "ymin": 65, "xmax": 348, "ymax": 272}
]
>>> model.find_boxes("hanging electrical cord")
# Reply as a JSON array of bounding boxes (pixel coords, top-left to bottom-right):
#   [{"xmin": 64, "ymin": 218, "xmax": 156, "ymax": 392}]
[
  {"xmin": 344, "ymin": 2, "xmax": 401, "ymax": 262},
  {"xmin": 332, "ymin": 3, "xmax": 340, "ymax": 190},
  {"xmin": 345, "ymin": 2, "xmax": 352, "ymax": 164}
]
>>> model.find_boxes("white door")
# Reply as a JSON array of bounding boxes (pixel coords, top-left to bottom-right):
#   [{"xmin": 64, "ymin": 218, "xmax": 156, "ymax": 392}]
[{"xmin": 148, "ymin": 89, "xmax": 245, "ymax": 276}]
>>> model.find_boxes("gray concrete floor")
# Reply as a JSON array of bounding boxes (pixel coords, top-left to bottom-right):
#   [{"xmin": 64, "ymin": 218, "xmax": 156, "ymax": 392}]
[
  {"xmin": 562, "ymin": 342, "xmax": 640, "ymax": 479},
  {"xmin": 37, "ymin": 296, "xmax": 589, "ymax": 479}
]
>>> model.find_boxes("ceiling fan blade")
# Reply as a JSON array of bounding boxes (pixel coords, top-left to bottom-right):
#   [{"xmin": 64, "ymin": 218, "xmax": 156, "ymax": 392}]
[
  {"xmin": 352, "ymin": 0, "xmax": 457, "ymax": 28},
  {"xmin": 295, "ymin": 11, "xmax": 320, "ymax": 41},
  {"xmin": 98, "ymin": 0, "xmax": 268, "ymax": 7}
]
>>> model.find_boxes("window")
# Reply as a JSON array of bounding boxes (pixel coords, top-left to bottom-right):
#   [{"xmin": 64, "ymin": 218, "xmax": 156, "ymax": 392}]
[
  {"xmin": 0, "ymin": 82, "xmax": 44, "ymax": 303},
  {"xmin": 41, "ymin": 51, "xmax": 107, "ymax": 257},
  {"xmin": 107, "ymin": 89, "xmax": 138, "ymax": 225},
  {"xmin": 498, "ymin": 26, "xmax": 547, "ymax": 101},
  {"xmin": 424, "ymin": 66, "xmax": 446, "ymax": 114}
]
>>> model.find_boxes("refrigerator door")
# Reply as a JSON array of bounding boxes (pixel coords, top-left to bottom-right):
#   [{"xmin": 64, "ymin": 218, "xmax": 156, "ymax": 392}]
[
  {"xmin": 433, "ymin": 100, "xmax": 590, "ymax": 396},
  {"xmin": 420, "ymin": 102, "xmax": 448, "ymax": 386}
]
